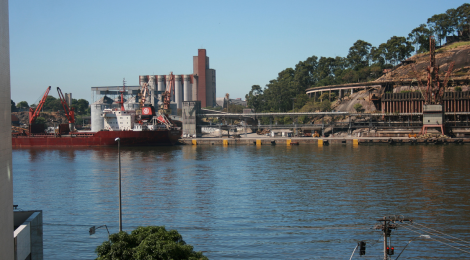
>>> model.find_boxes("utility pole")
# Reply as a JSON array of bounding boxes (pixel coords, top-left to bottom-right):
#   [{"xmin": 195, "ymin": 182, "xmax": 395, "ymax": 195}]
[
  {"xmin": 375, "ymin": 216, "xmax": 412, "ymax": 260},
  {"xmin": 115, "ymin": 137, "xmax": 122, "ymax": 232}
]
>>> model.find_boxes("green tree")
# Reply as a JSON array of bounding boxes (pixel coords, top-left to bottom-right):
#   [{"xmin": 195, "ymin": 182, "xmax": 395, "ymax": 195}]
[
  {"xmin": 380, "ymin": 36, "xmax": 414, "ymax": 65},
  {"xmin": 16, "ymin": 101, "xmax": 29, "ymax": 109},
  {"xmin": 347, "ymin": 40, "xmax": 372, "ymax": 70},
  {"xmin": 408, "ymin": 24, "xmax": 432, "ymax": 53},
  {"xmin": 35, "ymin": 116, "xmax": 46, "ymax": 125},
  {"xmin": 293, "ymin": 93, "xmax": 308, "ymax": 111},
  {"xmin": 71, "ymin": 99, "xmax": 90, "ymax": 115},
  {"xmin": 428, "ymin": 13, "xmax": 452, "ymax": 46},
  {"xmin": 354, "ymin": 103, "xmax": 363, "ymax": 112},
  {"xmin": 95, "ymin": 226, "xmax": 208, "ymax": 260},
  {"xmin": 226, "ymin": 103, "xmax": 244, "ymax": 113},
  {"xmin": 456, "ymin": 3, "xmax": 470, "ymax": 34},
  {"xmin": 43, "ymin": 96, "xmax": 62, "ymax": 112},
  {"xmin": 245, "ymin": 85, "xmax": 264, "ymax": 112},
  {"xmin": 11, "ymin": 100, "xmax": 16, "ymax": 112},
  {"xmin": 370, "ymin": 44, "xmax": 387, "ymax": 65}
]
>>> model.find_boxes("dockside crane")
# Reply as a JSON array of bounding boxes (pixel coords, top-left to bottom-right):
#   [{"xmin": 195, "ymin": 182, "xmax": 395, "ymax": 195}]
[
  {"xmin": 162, "ymin": 72, "xmax": 175, "ymax": 112},
  {"xmin": 139, "ymin": 82, "xmax": 149, "ymax": 108},
  {"xmin": 155, "ymin": 72, "xmax": 175, "ymax": 128},
  {"xmin": 57, "ymin": 87, "xmax": 75, "ymax": 132},
  {"xmin": 29, "ymin": 86, "xmax": 51, "ymax": 125}
]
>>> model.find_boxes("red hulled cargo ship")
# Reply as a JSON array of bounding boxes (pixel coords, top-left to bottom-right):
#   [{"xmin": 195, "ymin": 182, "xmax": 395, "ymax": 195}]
[
  {"xmin": 12, "ymin": 128, "xmax": 181, "ymax": 147},
  {"xmin": 13, "ymin": 82, "xmax": 182, "ymax": 147}
]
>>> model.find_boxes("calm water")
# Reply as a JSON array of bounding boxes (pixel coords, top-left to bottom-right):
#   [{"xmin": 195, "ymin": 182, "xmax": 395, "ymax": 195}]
[{"xmin": 12, "ymin": 144, "xmax": 470, "ymax": 259}]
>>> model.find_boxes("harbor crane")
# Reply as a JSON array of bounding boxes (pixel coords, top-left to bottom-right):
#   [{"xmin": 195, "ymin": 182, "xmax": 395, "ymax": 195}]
[
  {"xmin": 57, "ymin": 87, "xmax": 75, "ymax": 126},
  {"xmin": 28, "ymin": 86, "xmax": 51, "ymax": 125},
  {"xmin": 161, "ymin": 72, "xmax": 175, "ymax": 112},
  {"xmin": 411, "ymin": 37, "xmax": 454, "ymax": 105}
]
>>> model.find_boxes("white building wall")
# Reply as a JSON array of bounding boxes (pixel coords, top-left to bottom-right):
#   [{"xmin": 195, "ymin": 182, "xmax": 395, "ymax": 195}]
[
  {"xmin": 102, "ymin": 111, "xmax": 134, "ymax": 130},
  {"xmin": 0, "ymin": 0, "xmax": 14, "ymax": 258}
]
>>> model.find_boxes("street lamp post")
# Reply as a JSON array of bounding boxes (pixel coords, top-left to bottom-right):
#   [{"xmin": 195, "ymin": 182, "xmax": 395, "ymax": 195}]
[{"xmin": 115, "ymin": 137, "xmax": 122, "ymax": 232}]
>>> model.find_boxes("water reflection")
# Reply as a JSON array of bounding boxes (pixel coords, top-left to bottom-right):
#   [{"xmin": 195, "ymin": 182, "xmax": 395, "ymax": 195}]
[{"xmin": 12, "ymin": 144, "xmax": 470, "ymax": 259}]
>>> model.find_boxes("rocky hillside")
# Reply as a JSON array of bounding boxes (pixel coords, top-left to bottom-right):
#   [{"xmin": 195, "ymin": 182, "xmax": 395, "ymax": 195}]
[
  {"xmin": 332, "ymin": 42, "xmax": 470, "ymax": 113},
  {"xmin": 13, "ymin": 111, "xmax": 69, "ymax": 127},
  {"xmin": 378, "ymin": 41, "xmax": 470, "ymax": 83}
]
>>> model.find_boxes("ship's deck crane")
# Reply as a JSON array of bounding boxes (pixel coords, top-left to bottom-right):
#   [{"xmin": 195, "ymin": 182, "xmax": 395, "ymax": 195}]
[
  {"xmin": 139, "ymin": 82, "xmax": 149, "ymax": 108},
  {"xmin": 118, "ymin": 78, "xmax": 126, "ymax": 111},
  {"xmin": 29, "ymin": 86, "xmax": 51, "ymax": 125},
  {"xmin": 162, "ymin": 72, "xmax": 175, "ymax": 111},
  {"xmin": 57, "ymin": 87, "xmax": 75, "ymax": 124}
]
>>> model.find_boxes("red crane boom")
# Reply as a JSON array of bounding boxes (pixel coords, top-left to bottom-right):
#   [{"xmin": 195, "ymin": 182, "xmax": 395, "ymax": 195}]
[
  {"xmin": 29, "ymin": 86, "xmax": 51, "ymax": 125},
  {"xmin": 57, "ymin": 87, "xmax": 75, "ymax": 124},
  {"xmin": 163, "ymin": 72, "xmax": 175, "ymax": 110}
]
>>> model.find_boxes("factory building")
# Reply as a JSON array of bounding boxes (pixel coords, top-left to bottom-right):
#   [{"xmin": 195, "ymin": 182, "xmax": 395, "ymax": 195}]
[{"xmin": 139, "ymin": 49, "xmax": 216, "ymax": 109}]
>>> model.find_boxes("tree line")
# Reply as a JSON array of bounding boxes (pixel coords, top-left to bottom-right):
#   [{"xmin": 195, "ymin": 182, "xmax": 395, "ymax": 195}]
[
  {"xmin": 246, "ymin": 3, "xmax": 470, "ymax": 113},
  {"xmin": 11, "ymin": 97, "xmax": 90, "ymax": 115}
]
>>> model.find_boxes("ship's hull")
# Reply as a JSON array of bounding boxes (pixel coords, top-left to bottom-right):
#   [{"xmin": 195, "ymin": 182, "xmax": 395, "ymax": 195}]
[{"xmin": 12, "ymin": 129, "xmax": 181, "ymax": 147}]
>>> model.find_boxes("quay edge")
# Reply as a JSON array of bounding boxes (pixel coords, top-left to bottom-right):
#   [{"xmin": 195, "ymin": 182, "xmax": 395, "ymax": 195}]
[{"xmin": 180, "ymin": 137, "xmax": 470, "ymax": 145}]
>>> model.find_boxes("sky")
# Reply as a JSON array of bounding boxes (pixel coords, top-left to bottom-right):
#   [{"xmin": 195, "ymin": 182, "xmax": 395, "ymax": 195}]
[{"xmin": 8, "ymin": 0, "xmax": 470, "ymax": 105}]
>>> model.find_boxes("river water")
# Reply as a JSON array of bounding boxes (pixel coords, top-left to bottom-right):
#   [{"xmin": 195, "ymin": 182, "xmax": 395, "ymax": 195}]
[{"xmin": 12, "ymin": 144, "xmax": 470, "ymax": 259}]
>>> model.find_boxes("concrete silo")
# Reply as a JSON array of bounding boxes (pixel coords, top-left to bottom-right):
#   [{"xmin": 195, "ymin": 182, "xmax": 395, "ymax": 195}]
[
  {"xmin": 157, "ymin": 75, "xmax": 165, "ymax": 104},
  {"xmin": 175, "ymin": 75, "xmax": 183, "ymax": 109},
  {"xmin": 166, "ymin": 74, "xmax": 174, "ymax": 102},
  {"xmin": 148, "ymin": 75, "xmax": 156, "ymax": 106},
  {"xmin": 184, "ymin": 75, "xmax": 192, "ymax": 101},
  {"xmin": 91, "ymin": 96, "xmax": 113, "ymax": 132},
  {"xmin": 139, "ymin": 75, "xmax": 148, "ymax": 87}
]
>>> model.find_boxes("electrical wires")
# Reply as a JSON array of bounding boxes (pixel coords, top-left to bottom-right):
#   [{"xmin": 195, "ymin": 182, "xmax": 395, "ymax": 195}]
[{"xmin": 396, "ymin": 221, "xmax": 470, "ymax": 255}]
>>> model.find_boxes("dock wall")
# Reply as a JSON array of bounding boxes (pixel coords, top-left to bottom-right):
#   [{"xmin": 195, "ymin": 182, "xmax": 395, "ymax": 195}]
[{"xmin": 181, "ymin": 137, "xmax": 470, "ymax": 145}]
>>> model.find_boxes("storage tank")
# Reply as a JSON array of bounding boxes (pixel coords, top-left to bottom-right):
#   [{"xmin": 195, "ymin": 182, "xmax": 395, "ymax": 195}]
[
  {"xmin": 148, "ymin": 75, "xmax": 157, "ymax": 106},
  {"xmin": 157, "ymin": 75, "xmax": 165, "ymax": 92},
  {"xmin": 175, "ymin": 75, "xmax": 182, "ymax": 109},
  {"xmin": 183, "ymin": 75, "xmax": 191, "ymax": 101},
  {"xmin": 91, "ymin": 96, "xmax": 113, "ymax": 132},
  {"xmin": 166, "ymin": 74, "xmax": 174, "ymax": 102},
  {"xmin": 157, "ymin": 75, "xmax": 165, "ymax": 102},
  {"xmin": 139, "ymin": 75, "xmax": 148, "ymax": 87},
  {"xmin": 148, "ymin": 75, "xmax": 156, "ymax": 91}
]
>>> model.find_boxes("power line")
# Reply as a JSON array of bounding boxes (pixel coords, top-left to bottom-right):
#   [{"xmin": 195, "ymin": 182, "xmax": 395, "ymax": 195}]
[
  {"xmin": 397, "ymin": 224, "xmax": 470, "ymax": 255},
  {"xmin": 398, "ymin": 223, "xmax": 470, "ymax": 250},
  {"xmin": 413, "ymin": 222, "xmax": 470, "ymax": 245}
]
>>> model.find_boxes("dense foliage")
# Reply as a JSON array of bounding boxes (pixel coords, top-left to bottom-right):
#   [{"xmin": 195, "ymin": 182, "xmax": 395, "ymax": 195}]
[
  {"xmin": 245, "ymin": 3, "xmax": 470, "ymax": 114},
  {"xmin": 26, "ymin": 96, "xmax": 90, "ymax": 115},
  {"xmin": 95, "ymin": 226, "xmax": 208, "ymax": 260},
  {"xmin": 16, "ymin": 101, "xmax": 29, "ymax": 109}
]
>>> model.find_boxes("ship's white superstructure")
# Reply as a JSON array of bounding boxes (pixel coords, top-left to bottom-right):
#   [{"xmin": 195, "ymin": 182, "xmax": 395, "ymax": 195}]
[{"xmin": 101, "ymin": 109, "xmax": 136, "ymax": 131}]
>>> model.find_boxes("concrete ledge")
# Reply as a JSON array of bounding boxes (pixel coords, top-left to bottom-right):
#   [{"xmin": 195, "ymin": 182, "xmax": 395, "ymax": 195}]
[{"xmin": 181, "ymin": 137, "xmax": 470, "ymax": 145}]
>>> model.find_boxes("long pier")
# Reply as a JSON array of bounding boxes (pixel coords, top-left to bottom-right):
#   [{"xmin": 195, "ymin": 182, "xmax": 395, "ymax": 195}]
[{"xmin": 181, "ymin": 136, "xmax": 470, "ymax": 145}]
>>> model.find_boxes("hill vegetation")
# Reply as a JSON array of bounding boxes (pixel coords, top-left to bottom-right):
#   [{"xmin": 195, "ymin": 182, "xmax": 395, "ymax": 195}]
[{"xmin": 245, "ymin": 3, "xmax": 470, "ymax": 114}]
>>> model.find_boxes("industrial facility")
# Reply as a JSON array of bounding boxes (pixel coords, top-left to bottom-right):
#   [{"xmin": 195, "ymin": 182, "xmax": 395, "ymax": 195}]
[
  {"xmin": 90, "ymin": 49, "xmax": 215, "ymax": 132},
  {"xmin": 138, "ymin": 49, "xmax": 216, "ymax": 109}
]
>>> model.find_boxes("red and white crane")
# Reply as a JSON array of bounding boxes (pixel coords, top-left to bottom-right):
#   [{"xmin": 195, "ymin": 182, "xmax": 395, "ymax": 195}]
[
  {"xmin": 57, "ymin": 87, "xmax": 75, "ymax": 125},
  {"xmin": 28, "ymin": 86, "xmax": 51, "ymax": 125}
]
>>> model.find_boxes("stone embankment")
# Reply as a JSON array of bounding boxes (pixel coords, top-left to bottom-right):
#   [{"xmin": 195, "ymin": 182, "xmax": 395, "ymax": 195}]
[{"xmin": 181, "ymin": 136, "xmax": 469, "ymax": 145}]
